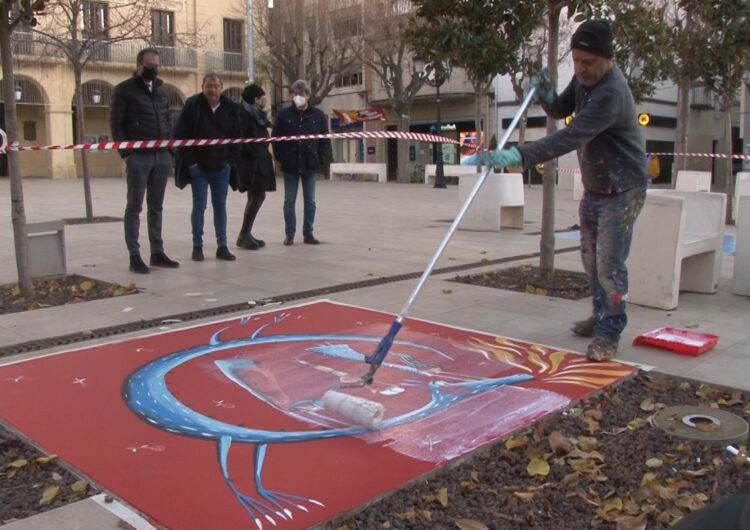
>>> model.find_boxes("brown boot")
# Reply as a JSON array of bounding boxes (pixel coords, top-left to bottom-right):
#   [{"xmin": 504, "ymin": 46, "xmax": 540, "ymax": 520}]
[
  {"xmin": 586, "ymin": 337, "xmax": 618, "ymax": 361},
  {"xmin": 570, "ymin": 316, "xmax": 596, "ymax": 337}
]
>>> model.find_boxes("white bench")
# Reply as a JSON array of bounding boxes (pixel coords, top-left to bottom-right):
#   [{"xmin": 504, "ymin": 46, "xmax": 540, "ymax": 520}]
[
  {"xmin": 733, "ymin": 172, "xmax": 750, "ymax": 224},
  {"xmin": 457, "ymin": 172, "xmax": 524, "ymax": 231},
  {"xmin": 329, "ymin": 162, "xmax": 387, "ymax": 183},
  {"xmin": 425, "ymin": 164, "xmax": 478, "ymax": 186},
  {"xmin": 27, "ymin": 220, "xmax": 66, "ymax": 278},
  {"xmin": 675, "ymin": 170, "xmax": 711, "ymax": 191},
  {"xmin": 627, "ymin": 189, "xmax": 726, "ymax": 310},
  {"xmin": 557, "ymin": 168, "xmax": 584, "ymax": 200},
  {"xmin": 733, "ymin": 195, "xmax": 750, "ymax": 296}
]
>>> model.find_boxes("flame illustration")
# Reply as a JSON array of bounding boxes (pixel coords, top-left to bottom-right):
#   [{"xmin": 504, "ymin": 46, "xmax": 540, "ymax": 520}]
[{"xmin": 454, "ymin": 336, "xmax": 634, "ymax": 389}]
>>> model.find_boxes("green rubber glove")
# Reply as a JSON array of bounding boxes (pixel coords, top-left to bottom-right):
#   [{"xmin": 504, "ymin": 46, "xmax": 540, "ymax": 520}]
[
  {"xmin": 482, "ymin": 146, "xmax": 522, "ymax": 171},
  {"xmin": 530, "ymin": 69, "xmax": 554, "ymax": 104}
]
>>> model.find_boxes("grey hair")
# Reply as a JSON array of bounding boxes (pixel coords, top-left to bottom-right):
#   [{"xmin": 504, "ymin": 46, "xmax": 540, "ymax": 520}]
[{"xmin": 291, "ymin": 79, "xmax": 311, "ymax": 95}]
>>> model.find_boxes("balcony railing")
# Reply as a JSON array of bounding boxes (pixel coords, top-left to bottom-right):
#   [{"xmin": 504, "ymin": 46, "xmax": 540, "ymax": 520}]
[
  {"xmin": 205, "ymin": 51, "xmax": 247, "ymax": 73},
  {"xmin": 100, "ymin": 41, "xmax": 198, "ymax": 69},
  {"xmin": 10, "ymin": 33, "xmax": 198, "ymax": 69}
]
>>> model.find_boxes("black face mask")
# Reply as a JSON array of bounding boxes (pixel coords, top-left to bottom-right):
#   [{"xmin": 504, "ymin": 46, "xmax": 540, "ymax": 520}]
[{"xmin": 141, "ymin": 66, "xmax": 158, "ymax": 81}]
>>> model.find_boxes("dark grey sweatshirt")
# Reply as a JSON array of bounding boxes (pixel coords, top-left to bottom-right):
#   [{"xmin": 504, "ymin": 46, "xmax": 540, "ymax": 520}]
[{"xmin": 516, "ymin": 64, "xmax": 647, "ymax": 195}]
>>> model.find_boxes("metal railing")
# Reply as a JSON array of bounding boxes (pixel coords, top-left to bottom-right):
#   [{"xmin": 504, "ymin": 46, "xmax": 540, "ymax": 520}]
[
  {"xmin": 204, "ymin": 50, "xmax": 247, "ymax": 73},
  {"xmin": 10, "ymin": 33, "xmax": 198, "ymax": 69}
]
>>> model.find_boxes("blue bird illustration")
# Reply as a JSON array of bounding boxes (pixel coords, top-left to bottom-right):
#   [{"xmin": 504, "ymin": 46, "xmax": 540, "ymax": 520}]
[{"xmin": 122, "ymin": 313, "xmax": 534, "ymax": 529}]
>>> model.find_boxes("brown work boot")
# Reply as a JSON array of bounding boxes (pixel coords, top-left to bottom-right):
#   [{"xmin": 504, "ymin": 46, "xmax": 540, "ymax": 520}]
[
  {"xmin": 570, "ymin": 316, "xmax": 596, "ymax": 337},
  {"xmin": 586, "ymin": 337, "xmax": 618, "ymax": 362}
]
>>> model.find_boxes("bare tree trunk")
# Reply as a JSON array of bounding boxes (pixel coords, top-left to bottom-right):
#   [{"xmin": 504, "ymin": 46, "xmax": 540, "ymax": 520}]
[
  {"xmin": 674, "ymin": 76, "xmax": 691, "ymax": 184},
  {"xmin": 396, "ymin": 113, "xmax": 410, "ymax": 182},
  {"xmin": 73, "ymin": 68, "xmax": 94, "ymax": 219},
  {"xmin": 721, "ymin": 96, "xmax": 734, "ymax": 222},
  {"xmin": 539, "ymin": 3, "xmax": 560, "ymax": 282},
  {"xmin": 0, "ymin": 22, "xmax": 34, "ymax": 298}
]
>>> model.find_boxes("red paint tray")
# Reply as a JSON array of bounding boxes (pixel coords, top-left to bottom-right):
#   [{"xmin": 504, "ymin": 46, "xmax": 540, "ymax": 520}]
[{"xmin": 632, "ymin": 327, "xmax": 719, "ymax": 356}]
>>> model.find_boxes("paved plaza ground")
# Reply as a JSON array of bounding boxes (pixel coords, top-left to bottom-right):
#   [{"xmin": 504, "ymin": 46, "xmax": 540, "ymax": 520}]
[{"xmin": 0, "ymin": 176, "xmax": 748, "ymax": 528}]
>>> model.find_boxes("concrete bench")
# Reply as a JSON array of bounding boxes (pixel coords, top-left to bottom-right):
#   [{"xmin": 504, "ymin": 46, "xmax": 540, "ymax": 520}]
[
  {"xmin": 557, "ymin": 168, "xmax": 584, "ymax": 200},
  {"xmin": 733, "ymin": 172, "xmax": 750, "ymax": 224},
  {"xmin": 733, "ymin": 195, "xmax": 750, "ymax": 296},
  {"xmin": 457, "ymin": 172, "xmax": 524, "ymax": 231},
  {"xmin": 329, "ymin": 162, "xmax": 387, "ymax": 183},
  {"xmin": 627, "ymin": 189, "xmax": 726, "ymax": 310},
  {"xmin": 425, "ymin": 164, "xmax": 478, "ymax": 186},
  {"xmin": 675, "ymin": 170, "xmax": 711, "ymax": 191},
  {"xmin": 27, "ymin": 220, "xmax": 66, "ymax": 278}
]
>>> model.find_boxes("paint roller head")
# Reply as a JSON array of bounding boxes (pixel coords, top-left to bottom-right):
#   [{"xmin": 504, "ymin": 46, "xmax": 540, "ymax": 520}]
[{"xmin": 321, "ymin": 390, "xmax": 384, "ymax": 428}]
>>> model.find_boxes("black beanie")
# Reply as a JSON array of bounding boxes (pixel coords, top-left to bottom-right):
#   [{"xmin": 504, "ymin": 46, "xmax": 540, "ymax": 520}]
[
  {"xmin": 242, "ymin": 83, "xmax": 265, "ymax": 103},
  {"xmin": 571, "ymin": 20, "xmax": 614, "ymax": 59}
]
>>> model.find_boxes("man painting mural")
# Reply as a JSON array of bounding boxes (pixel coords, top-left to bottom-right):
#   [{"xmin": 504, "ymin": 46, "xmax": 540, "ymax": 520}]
[{"xmin": 485, "ymin": 20, "xmax": 648, "ymax": 361}]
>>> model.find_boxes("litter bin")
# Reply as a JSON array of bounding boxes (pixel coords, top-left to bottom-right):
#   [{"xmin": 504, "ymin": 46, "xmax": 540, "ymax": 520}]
[{"xmin": 27, "ymin": 220, "xmax": 66, "ymax": 278}]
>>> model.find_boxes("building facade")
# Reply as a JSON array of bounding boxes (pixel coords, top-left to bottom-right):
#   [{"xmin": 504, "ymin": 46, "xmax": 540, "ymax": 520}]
[
  {"xmin": 2, "ymin": 0, "xmax": 742, "ymax": 185},
  {"xmin": 2, "ymin": 0, "xmax": 251, "ymax": 178}
]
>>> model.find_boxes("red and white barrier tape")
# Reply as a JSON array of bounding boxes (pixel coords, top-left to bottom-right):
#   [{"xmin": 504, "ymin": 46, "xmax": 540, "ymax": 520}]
[
  {"xmin": 0, "ymin": 130, "xmax": 458, "ymax": 154},
  {"xmin": 649, "ymin": 151, "xmax": 750, "ymax": 161},
  {"xmin": 1, "ymin": 128, "xmax": 748, "ymax": 163}
]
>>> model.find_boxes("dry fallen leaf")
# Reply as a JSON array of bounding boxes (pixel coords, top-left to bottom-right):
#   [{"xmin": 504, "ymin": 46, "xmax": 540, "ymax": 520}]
[
  {"xmin": 40, "ymin": 484, "xmax": 60, "ymax": 505},
  {"xmin": 455, "ymin": 519, "xmax": 490, "ymax": 530},
  {"xmin": 646, "ymin": 457, "xmax": 664, "ymax": 468},
  {"xmin": 36, "ymin": 454, "xmax": 58, "ymax": 464},
  {"xmin": 640, "ymin": 398, "xmax": 656, "ymax": 411},
  {"xmin": 513, "ymin": 491, "xmax": 535, "ymax": 502},
  {"xmin": 548, "ymin": 430, "xmax": 573, "ymax": 453},
  {"xmin": 7, "ymin": 459, "xmax": 28, "ymax": 469},
  {"xmin": 505, "ymin": 436, "xmax": 528, "ymax": 450},
  {"xmin": 527, "ymin": 457, "xmax": 550, "ymax": 477},
  {"xmin": 438, "ymin": 487, "xmax": 449, "ymax": 507},
  {"xmin": 641, "ymin": 375, "xmax": 677, "ymax": 391},
  {"xmin": 71, "ymin": 480, "xmax": 89, "ymax": 493}
]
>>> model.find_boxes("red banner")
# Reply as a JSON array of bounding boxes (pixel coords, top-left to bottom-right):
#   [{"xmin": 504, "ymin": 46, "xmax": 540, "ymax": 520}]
[{"xmin": 333, "ymin": 107, "xmax": 388, "ymax": 124}]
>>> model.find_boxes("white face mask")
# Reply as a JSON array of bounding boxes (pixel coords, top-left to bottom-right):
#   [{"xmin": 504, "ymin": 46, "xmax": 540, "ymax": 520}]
[{"xmin": 293, "ymin": 95, "xmax": 307, "ymax": 108}]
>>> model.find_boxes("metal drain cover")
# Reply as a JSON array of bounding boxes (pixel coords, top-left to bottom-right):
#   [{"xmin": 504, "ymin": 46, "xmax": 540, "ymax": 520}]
[{"xmin": 652, "ymin": 405, "xmax": 748, "ymax": 445}]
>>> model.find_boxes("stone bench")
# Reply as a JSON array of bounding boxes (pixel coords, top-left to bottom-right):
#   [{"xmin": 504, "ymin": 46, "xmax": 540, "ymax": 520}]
[
  {"xmin": 425, "ymin": 164, "xmax": 478, "ymax": 186},
  {"xmin": 733, "ymin": 172, "xmax": 750, "ymax": 224},
  {"xmin": 27, "ymin": 219, "xmax": 66, "ymax": 278},
  {"xmin": 627, "ymin": 189, "xmax": 726, "ymax": 310},
  {"xmin": 733, "ymin": 195, "xmax": 750, "ymax": 296},
  {"xmin": 457, "ymin": 172, "xmax": 525, "ymax": 231},
  {"xmin": 329, "ymin": 162, "xmax": 387, "ymax": 183},
  {"xmin": 675, "ymin": 170, "xmax": 711, "ymax": 191}
]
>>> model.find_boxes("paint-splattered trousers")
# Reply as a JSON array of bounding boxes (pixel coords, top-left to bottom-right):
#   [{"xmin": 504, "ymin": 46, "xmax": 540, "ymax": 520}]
[{"xmin": 579, "ymin": 187, "xmax": 646, "ymax": 341}]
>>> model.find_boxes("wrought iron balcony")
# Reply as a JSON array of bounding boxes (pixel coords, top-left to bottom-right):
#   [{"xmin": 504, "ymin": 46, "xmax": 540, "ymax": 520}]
[{"xmin": 204, "ymin": 51, "xmax": 247, "ymax": 73}]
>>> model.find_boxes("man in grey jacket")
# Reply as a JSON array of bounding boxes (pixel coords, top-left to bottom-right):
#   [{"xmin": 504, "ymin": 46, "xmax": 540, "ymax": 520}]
[
  {"xmin": 110, "ymin": 48, "xmax": 178, "ymax": 274},
  {"xmin": 486, "ymin": 20, "xmax": 648, "ymax": 361}
]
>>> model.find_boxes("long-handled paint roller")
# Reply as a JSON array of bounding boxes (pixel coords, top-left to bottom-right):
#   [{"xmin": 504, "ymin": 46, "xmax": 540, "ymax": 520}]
[
  {"xmin": 319, "ymin": 87, "xmax": 538, "ymax": 427},
  {"xmin": 358, "ymin": 87, "xmax": 538, "ymax": 388}
]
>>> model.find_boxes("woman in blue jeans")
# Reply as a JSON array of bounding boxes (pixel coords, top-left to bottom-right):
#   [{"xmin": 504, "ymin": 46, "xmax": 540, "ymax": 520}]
[{"xmin": 174, "ymin": 73, "xmax": 241, "ymax": 261}]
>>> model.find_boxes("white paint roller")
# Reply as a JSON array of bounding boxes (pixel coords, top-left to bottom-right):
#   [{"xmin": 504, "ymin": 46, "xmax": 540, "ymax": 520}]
[{"xmin": 321, "ymin": 390, "xmax": 384, "ymax": 428}]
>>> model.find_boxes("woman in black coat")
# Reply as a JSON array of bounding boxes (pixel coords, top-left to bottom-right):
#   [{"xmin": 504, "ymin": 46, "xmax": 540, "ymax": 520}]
[{"xmin": 236, "ymin": 84, "xmax": 276, "ymax": 249}]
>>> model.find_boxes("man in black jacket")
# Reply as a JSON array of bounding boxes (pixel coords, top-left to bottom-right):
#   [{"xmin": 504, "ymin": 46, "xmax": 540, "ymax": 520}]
[
  {"xmin": 272, "ymin": 79, "xmax": 331, "ymax": 246},
  {"xmin": 110, "ymin": 47, "xmax": 179, "ymax": 274},
  {"xmin": 484, "ymin": 20, "xmax": 648, "ymax": 362},
  {"xmin": 173, "ymin": 73, "xmax": 241, "ymax": 262}
]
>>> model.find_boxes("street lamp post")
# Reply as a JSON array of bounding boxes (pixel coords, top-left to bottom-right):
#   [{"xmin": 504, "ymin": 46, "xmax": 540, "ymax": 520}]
[{"xmin": 414, "ymin": 55, "xmax": 450, "ymax": 188}]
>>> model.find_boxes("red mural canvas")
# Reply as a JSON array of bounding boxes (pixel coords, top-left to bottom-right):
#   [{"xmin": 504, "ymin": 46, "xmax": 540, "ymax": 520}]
[{"xmin": 0, "ymin": 300, "xmax": 636, "ymax": 529}]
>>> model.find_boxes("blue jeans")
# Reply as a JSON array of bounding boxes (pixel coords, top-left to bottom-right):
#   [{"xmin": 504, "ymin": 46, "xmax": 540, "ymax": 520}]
[
  {"xmin": 190, "ymin": 165, "xmax": 230, "ymax": 247},
  {"xmin": 579, "ymin": 187, "xmax": 645, "ymax": 341},
  {"xmin": 283, "ymin": 171, "xmax": 317, "ymax": 237},
  {"xmin": 124, "ymin": 151, "xmax": 172, "ymax": 255}
]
